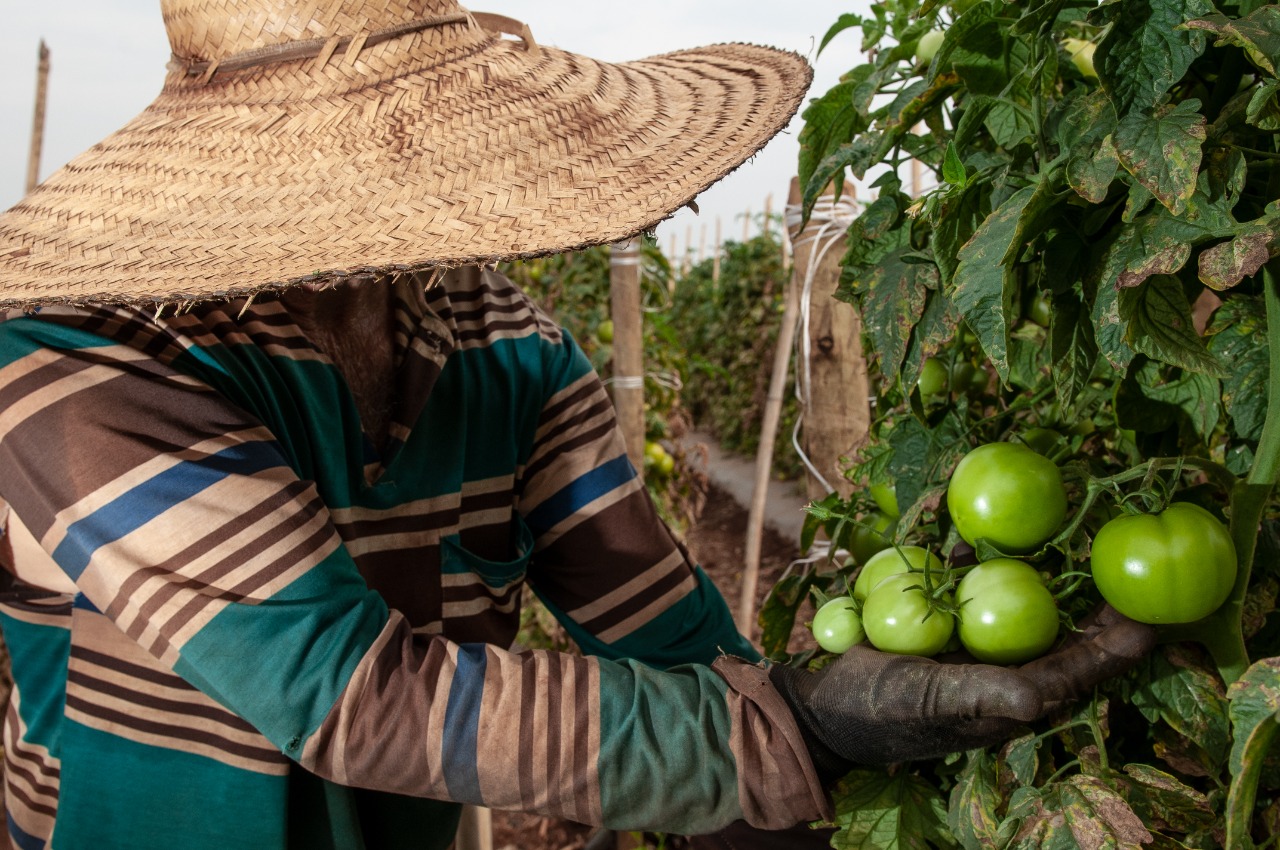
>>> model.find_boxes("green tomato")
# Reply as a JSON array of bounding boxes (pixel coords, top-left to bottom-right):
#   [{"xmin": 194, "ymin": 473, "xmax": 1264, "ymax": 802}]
[
  {"xmin": 849, "ymin": 511, "xmax": 897, "ymax": 566},
  {"xmin": 947, "ymin": 442, "xmax": 1067, "ymax": 554},
  {"xmin": 1025, "ymin": 291, "xmax": 1052, "ymax": 328},
  {"xmin": 596, "ymin": 319, "xmax": 614, "ymax": 344},
  {"xmin": 956, "ymin": 558, "xmax": 1059, "ymax": 664},
  {"xmin": 862, "ymin": 572, "xmax": 955, "ymax": 657},
  {"xmin": 917, "ymin": 356, "xmax": 949, "ymax": 396},
  {"xmin": 811, "ymin": 597, "xmax": 866, "ymax": 654},
  {"xmin": 870, "ymin": 481, "xmax": 900, "ymax": 518},
  {"xmin": 915, "ymin": 29, "xmax": 945, "ymax": 65},
  {"xmin": 1090, "ymin": 502, "xmax": 1237, "ymax": 624},
  {"xmin": 854, "ymin": 545, "xmax": 943, "ymax": 601}
]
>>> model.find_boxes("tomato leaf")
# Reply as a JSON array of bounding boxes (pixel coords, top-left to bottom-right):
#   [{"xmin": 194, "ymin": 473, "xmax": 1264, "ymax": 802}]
[
  {"xmin": 1183, "ymin": 8, "xmax": 1280, "ymax": 77},
  {"xmin": 1116, "ymin": 358, "xmax": 1222, "ymax": 444},
  {"xmin": 948, "ymin": 750, "xmax": 1002, "ymax": 850},
  {"xmin": 902, "ymin": 289, "xmax": 961, "ymax": 392},
  {"xmin": 1112, "ymin": 101, "xmax": 1207, "ymax": 218},
  {"xmin": 1118, "ymin": 276, "xmax": 1226, "ymax": 379},
  {"xmin": 861, "ymin": 248, "xmax": 935, "ymax": 384},
  {"xmin": 1050, "ymin": 289, "xmax": 1099, "ymax": 409},
  {"xmin": 951, "ymin": 186, "xmax": 1038, "ymax": 383},
  {"xmin": 1247, "ymin": 79, "xmax": 1280, "ymax": 130},
  {"xmin": 1059, "ymin": 88, "xmax": 1121, "ymax": 204},
  {"xmin": 1132, "ymin": 645, "xmax": 1232, "ymax": 772},
  {"xmin": 1225, "ymin": 657, "xmax": 1280, "ymax": 848},
  {"xmin": 1091, "ymin": 272, "xmax": 1137, "ymax": 373},
  {"xmin": 1092, "ymin": 0, "xmax": 1212, "ymax": 116},
  {"xmin": 759, "ymin": 570, "xmax": 816, "ymax": 659},
  {"xmin": 1207, "ymin": 294, "xmax": 1270, "ymax": 442},
  {"xmin": 1227, "ymin": 657, "xmax": 1280, "ymax": 776},
  {"xmin": 1004, "ymin": 776, "xmax": 1153, "ymax": 848},
  {"xmin": 1113, "ymin": 763, "xmax": 1217, "ymax": 834},
  {"xmin": 829, "ymin": 768, "xmax": 956, "ymax": 849}
]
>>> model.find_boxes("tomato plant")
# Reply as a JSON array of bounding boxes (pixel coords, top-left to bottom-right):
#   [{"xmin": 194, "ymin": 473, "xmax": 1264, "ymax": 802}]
[
  {"xmin": 861, "ymin": 572, "xmax": 956, "ymax": 656},
  {"xmin": 956, "ymin": 557, "xmax": 1060, "ymax": 664},
  {"xmin": 1091, "ymin": 501, "xmax": 1237, "ymax": 624},
  {"xmin": 759, "ymin": 0, "xmax": 1280, "ymax": 844}
]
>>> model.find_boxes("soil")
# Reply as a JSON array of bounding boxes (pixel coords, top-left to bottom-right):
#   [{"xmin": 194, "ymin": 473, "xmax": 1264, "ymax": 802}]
[{"xmin": 488, "ymin": 483, "xmax": 816, "ymax": 850}]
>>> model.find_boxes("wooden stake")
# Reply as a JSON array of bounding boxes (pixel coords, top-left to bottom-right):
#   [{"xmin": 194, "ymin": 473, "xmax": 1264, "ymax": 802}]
[
  {"xmin": 699, "ymin": 222, "xmax": 707, "ymax": 264},
  {"xmin": 610, "ymin": 240, "xmax": 645, "ymax": 473},
  {"xmin": 26, "ymin": 41, "xmax": 51, "ymax": 195},
  {"xmin": 742, "ymin": 209, "xmax": 750, "ymax": 243},
  {"xmin": 738, "ymin": 270, "xmax": 801, "ymax": 635},
  {"xmin": 763, "ymin": 193, "xmax": 773, "ymax": 239},
  {"xmin": 788, "ymin": 177, "xmax": 869, "ymax": 502}
]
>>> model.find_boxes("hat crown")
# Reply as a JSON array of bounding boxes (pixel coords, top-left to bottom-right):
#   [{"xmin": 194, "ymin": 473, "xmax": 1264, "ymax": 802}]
[{"xmin": 161, "ymin": 0, "xmax": 466, "ymax": 63}]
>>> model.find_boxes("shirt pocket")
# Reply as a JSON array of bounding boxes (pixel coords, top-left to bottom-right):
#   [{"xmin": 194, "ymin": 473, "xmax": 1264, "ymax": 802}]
[{"xmin": 439, "ymin": 515, "xmax": 533, "ymax": 644}]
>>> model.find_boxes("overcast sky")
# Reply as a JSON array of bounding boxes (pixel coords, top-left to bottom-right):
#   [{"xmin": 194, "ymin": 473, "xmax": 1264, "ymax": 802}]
[{"xmin": 0, "ymin": 1, "xmax": 872, "ymax": 260}]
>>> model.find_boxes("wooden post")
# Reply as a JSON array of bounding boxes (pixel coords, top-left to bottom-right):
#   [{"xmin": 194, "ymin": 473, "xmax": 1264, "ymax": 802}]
[
  {"xmin": 787, "ymin": 177, "xmax": 869, "ymax": 502},
  {"xmin": 742, "ymin": 209, "xmax": 750, "ymax": 243},
  {"xmin": 26, "ymin": 41, "xmax": 51, "ymax": 195},
  {"xmin": 762, "ymin": 193, "xmax": 773, "ymax": 240},
  {"xmin": 610, "ymin": 240, "xmax": 645, "ymax": 473},
  {"xmin": 699, "ymin": 222, "xmax": 707, "ymax": 264},
  {"xmin": 738, "ymin": 270, "xmax": 801, "ymax": 634}
]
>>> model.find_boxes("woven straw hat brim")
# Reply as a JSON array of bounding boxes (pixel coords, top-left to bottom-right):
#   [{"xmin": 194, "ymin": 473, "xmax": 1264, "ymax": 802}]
[{"xmin": 0, "ymin": 19, "xmax": 811, "ymax": 307}]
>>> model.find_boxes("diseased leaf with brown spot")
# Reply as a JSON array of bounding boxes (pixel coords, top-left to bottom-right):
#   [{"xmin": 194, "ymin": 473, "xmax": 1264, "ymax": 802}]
[
  {"xmin": 1006, "ymin": 777, "xmax": 1152, "ymax": 849},
  {"xmin": 1112, "ymin": 101, "xmax": 1206, "ymax": 217},
  {"xmin": 1199, "ymin": 222, "xmax": 1276, "ymax": 290},
  {"xmin": 948, "ymin": 749, "xmax": 1002, "ymax": 849},
  {"xmin": 1117, "ymin": 763, "xmax": 1217, "ymax": 833},
  {"xmin": 1183, "ymin": 7, "xmax": 1280, "ymax": 76}
]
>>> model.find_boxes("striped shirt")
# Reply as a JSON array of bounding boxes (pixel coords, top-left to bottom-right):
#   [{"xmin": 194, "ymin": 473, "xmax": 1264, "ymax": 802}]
[{"xmin": 0, "ymin": 268, "xmax": 827, "ymax": 849}]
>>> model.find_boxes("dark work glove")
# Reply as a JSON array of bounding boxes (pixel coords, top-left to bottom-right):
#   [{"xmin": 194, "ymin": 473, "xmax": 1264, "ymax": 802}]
[
  {"xmin": 769, "ymin": 647, "xmax": 1042, "ymax": 780},
  {"xmin": 769, "ymin": 604, "xmax": 1156, "ymax": 781},
  {"xmin": 1018, "ymin": 603, "xmax": 1157, "ymax": 715}
]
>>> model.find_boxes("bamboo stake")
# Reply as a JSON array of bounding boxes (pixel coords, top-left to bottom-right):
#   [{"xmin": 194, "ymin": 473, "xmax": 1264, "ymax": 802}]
[
  {"xmin": 610, "ymin": 240, "xmax": 645, "ymax": 472},
  {"xmin": 742, "ymin": 209, "xmax": 750, "ymax": 243},
  {"xmin": 26, "ymin": 41, "xmax": 51, "ymax": 195},
  {"xmin": 737, "ymin": 269, "xmax": 802, "ymax": 635},
  {"xmin": 763, "ymin": 193, "xmax": 773, "ymax": 239}
]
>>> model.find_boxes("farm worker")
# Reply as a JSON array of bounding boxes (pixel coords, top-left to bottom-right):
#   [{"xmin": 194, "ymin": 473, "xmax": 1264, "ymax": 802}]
[{"xmin": 0, "ymin": 1, "xmax": 1156, "ymax": 848}]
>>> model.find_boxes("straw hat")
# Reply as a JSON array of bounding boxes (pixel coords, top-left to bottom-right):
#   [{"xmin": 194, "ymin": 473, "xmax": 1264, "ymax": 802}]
[{"xmin": 0, "ymin": 1, "xmax": 812, "ymax": 307}]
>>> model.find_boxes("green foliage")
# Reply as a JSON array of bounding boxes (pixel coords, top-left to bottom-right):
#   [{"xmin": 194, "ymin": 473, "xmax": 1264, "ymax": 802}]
[
  {"xmin": 765, "ymin": 0, "xmax": 1280, "ymax": 845},
  {"xmin": 670, "ymin": 226, "xmax": 803, "ymax": 479}
]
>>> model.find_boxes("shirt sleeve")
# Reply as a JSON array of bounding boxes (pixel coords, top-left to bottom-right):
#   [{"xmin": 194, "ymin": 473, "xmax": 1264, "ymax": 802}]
[
  {"xmin": 0, "ymin": 315, "xmax": 829, "ymax": 834},
  {"xmin": 516, "ymin": 326, "xmax": 759, "ymax": 669}
]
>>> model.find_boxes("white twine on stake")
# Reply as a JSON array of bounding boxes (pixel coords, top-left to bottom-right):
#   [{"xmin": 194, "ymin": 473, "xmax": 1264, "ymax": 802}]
[
  {"xmin": 606, "ymin": 375, "xmax": 645, "ymax": 390},
  {"xmin": 783, "ymin": 193, "xmax": 862, "ymax": 500}
]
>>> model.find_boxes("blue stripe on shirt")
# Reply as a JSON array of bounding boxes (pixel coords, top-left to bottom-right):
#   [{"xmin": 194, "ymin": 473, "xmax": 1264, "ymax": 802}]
[
  {"xmin": 524, "ymin": 454, "xmax": 636, "ymax": 534},
  {"xmin": 441, "ymin": 643, "xmax": 487, "ymax": 804},
  {"xmin": 51, "ymin": 440, "xmax": 284, "ymax": 580}
]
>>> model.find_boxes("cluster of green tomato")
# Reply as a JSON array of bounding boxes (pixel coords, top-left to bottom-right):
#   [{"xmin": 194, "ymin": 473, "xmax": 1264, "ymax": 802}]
[{"xmin": 812, "ymin": 442, "xmax": 1239, "ymax": 665}]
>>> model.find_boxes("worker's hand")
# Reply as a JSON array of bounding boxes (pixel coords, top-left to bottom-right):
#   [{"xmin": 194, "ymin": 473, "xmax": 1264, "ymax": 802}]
[{"xmin": 769, "ymin": 605, "xmax": 1155, "ymax": 780}]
